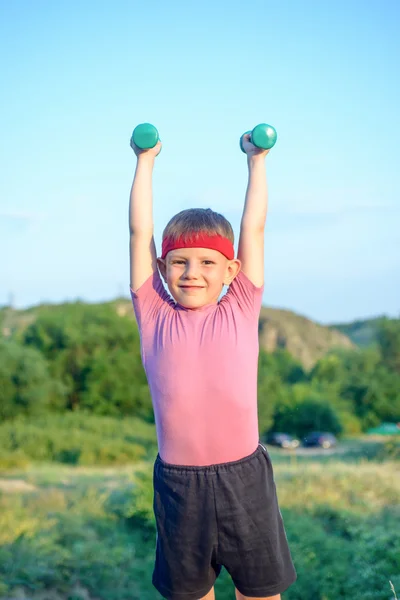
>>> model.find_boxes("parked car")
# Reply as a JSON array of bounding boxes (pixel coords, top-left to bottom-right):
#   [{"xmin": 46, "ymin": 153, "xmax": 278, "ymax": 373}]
[
  {"xmin": 265, "ymin": 432, "xmax": 300, "ymax": 449},
  {"xmin": 302, "ymin": 432, "xmax": 337, "ymax": 449}
]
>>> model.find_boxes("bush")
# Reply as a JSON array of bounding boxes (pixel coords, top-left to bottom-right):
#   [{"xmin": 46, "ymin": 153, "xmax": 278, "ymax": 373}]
[
  {"xmin": 377, "ymin": 438, "xmax": 400, "ymax": 461},
  {"xmin": 271, "ymin": 385, "xmax": 343, "ymax": 438},
  {"xmin": 107, "ymin": 462, "xmax": 156, "ymax": 534}
]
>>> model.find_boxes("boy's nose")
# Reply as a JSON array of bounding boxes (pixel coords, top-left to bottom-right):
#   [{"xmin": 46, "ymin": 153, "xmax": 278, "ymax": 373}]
[{"xmin": 183, "ymin": 263, "xmax": 199, "ymax": 278}]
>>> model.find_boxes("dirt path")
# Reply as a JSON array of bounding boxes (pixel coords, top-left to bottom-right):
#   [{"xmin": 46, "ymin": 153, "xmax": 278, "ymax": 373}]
[{"xmin": 0, "ymin": 479, "xmax": 37, "ymax": 493}]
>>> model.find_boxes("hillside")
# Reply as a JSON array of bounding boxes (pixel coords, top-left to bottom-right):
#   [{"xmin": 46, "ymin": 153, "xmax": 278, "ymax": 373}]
[
  {"xmin": 1, "ymin": 299, "xmax": 355, "ymax": 370},
  {"xmin": 258, "ymin": 307, "xmax": 354, "ymax": 370},
  {"xmin": 328, "ymin": 316, "xmax": 388, "ymax": 348}
]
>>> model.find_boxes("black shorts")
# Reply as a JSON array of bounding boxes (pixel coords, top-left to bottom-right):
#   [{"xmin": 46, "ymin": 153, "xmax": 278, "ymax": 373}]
[{"xmin": 152, "ymin": 442, "xmax": 297, "ymax": 599}]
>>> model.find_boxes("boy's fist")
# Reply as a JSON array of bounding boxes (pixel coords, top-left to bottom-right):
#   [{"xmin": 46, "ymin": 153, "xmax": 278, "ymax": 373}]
[
  {"xmin": 240, "ymin": 133, "xmax": 270, "ymax": 158},
  {"xmin": 240, "ymin": 124, "xmax": 276, "ymax": 157},
  {"xmin": 130, "ymin": 138, "xmax": 162, "ymax": 158}
]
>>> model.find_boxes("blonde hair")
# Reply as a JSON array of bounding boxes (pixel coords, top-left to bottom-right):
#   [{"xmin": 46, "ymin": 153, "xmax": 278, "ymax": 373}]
[{"xmin": 162, "ymin": 208, "xmax": 234, "ymax": 243}]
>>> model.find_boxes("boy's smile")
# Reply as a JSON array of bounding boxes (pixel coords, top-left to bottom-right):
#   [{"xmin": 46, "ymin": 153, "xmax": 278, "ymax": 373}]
[{"xmin": 158, "ymin": 247, "xmax": 241, "ymax": 309}]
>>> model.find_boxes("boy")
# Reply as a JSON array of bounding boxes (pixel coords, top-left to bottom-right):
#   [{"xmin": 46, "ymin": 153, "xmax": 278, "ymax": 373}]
[{"xmin": 129, "ymin": 131, "xmax": 297, "ymax": 600}]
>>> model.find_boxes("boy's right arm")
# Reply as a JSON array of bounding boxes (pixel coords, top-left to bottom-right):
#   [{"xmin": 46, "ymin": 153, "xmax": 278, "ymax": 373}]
[{"xmin": 129, "ymin": 142, "xmax": 161, "ymax": 292}]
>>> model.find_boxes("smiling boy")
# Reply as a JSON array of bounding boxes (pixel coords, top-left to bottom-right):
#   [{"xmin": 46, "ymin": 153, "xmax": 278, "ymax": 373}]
[{"xmin": 129, "ymin": 132, "xmax": 296, "ymax": 600}]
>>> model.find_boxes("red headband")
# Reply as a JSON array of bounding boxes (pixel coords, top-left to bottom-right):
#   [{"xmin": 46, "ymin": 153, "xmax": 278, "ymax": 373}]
[{"xmin": 161, "ymin": 233, "xmax": 235, "ymax": 260}]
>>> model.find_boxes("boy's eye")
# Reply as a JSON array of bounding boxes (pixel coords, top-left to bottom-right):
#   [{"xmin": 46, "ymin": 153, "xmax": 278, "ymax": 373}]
[{"xmin": 171, "ymin": 260, "xmax": 214, "ymax": 265}]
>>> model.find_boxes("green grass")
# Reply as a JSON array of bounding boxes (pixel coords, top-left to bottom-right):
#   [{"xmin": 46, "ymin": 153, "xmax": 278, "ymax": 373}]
[
  {"xmin": 265, "ymin": 436, "xmax": 400, "ymax": 465},
  {"xmin": 0, "ymin": 414, "xmax": 157, "ymax": 469},
  {"xmin": 0, "ymin": 437, "xmax": 399, "ymax": 600}
]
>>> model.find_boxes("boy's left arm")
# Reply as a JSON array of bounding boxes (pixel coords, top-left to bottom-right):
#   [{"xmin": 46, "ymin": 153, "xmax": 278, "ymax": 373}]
[{"xmin": 237, "ymin": 134, "xmax": 270, "ymax": 287}]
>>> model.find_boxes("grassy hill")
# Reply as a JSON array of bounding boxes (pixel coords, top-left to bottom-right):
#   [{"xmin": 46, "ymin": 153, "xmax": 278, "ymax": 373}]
[
  {"xmin": 328, "ymin": 316, "xmax": 388, "ymax": 348},
  {"xmin": 258, "ymin": 307, "xmax": 354, "ymax": 369},
  {"xmin": 1, "ymin": 298, "xmax": 356, "ymax": 370}
]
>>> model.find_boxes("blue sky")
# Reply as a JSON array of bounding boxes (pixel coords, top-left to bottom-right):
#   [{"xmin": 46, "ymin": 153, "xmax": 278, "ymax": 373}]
[{"xmin": 0, "ymin": 0, "xmax": 399, "ymax": 323}]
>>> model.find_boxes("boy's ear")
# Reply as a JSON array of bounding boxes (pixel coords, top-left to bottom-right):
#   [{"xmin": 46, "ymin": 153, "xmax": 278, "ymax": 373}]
[
  {"xmin": 223, "ymin": 259, "xmax": 241, "ymax": 286},
  {"xmin": 157, "ymin": 258, "xmax": 167, "ymax": 282}
]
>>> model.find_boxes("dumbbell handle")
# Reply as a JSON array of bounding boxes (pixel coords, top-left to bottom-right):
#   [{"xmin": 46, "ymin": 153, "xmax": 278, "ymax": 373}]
[{"xmin": 240, "ymin": 123, "xmax": 277, "ymax": 153}]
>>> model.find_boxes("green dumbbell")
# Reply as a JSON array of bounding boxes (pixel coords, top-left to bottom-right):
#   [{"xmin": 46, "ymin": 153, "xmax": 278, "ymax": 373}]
[
  {"xmin": 240, "ymin": 123, "xmax": 277, "ymax": 153},
  {"xmin": 130, "ymin": 123, "xmax": 161, "ymax": 152}
]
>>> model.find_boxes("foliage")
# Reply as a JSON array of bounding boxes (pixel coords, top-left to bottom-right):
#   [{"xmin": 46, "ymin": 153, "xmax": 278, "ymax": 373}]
[
  {"xmin": 257, "ymin": 350, "xmax": 306, "ymax": 433},
  {"xmin": 0, "ymin": 413, "xmax": 156, "ymax": 468},
  {"xmin": 0, "ymin": 301, "xmax": 399, "ymax": 442},
  {"xmin": 19, "ymin": 303, "xmax": 153, "ymax": 421},
  {"xmin": 330, "ymin": 316, "xmax": 386, "ymax": 347},
  {"xmin": 377, "ymin": 318, "xmax": 400, "ymax": 374},
  {"xmin": 271, "ymin": 386, "xmax": 343, "ymax": 438},
  {"xmin": 0, "ymin": 338, "xmax": 66, "ymax": 420},
  {"xmin": 376, "ymin": 437, "xmax": 400, "ymax": 460},
  {"xmin": 0, "ymin": 453, "xmax": 399, "ymax": 599},
  {"xmin": 309, "ymin": 346, "xmax": 400, "ymax": 431}
]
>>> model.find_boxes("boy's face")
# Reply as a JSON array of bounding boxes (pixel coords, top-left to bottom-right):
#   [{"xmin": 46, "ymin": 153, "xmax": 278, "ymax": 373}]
[{"xmin": 158, "ymin": 247, "xmax": 241, "ymax": 309}]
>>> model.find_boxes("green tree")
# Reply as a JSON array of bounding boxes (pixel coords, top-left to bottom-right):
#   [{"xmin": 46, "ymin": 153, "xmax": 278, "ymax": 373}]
[
  {"xmin": 272, "ymin": 392, "xmax": 343, "ymax": 439},
  {"xmin": 257, "ymin": 350, "xmax": 306, "ymax": 436},
  {"xmin": 377, "ymin": 318, "xmax": 400, "ymax": 373},
  {"xmin": 21, "ymin": 304, "xmax": 150, "ymax": 417},
  {"xmin": 310, "ymin": 347, "xmax": 400, "ymax": 430},
  {"xmin": 80, "ymin": 347, "xmax": 153, "ymax": 421},
  {"xmin": 0, "ymin": 338, "xmax": 65, "ymax": 420},
  {"xmin": 309, "ymin": 352, "xmax": 347, "ymax": 386},
  {"xmin": 259, "ymin": 349, "xmax": 306, "ymax": 385}
]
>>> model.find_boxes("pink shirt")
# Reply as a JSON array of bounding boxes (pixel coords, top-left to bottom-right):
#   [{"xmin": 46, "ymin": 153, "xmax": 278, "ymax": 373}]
[{"xmin": 131, "ymin": 269, "xmax": 264, "ymax": 466}]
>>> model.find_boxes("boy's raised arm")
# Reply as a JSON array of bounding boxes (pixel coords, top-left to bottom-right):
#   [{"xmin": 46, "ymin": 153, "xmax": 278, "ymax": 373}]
[
  {"xmin": 237, "ymin": 134, "xmax": 270, "ymax": 288},
  {"xmin": 129, "ymin": 141, "xmax": 161, "ymax": 291}
]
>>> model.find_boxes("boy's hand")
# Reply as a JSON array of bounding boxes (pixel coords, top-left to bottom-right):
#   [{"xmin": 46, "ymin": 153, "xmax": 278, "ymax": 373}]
[
  {"xmin": 130, "ymin": 138, "xmax": 162, "ymax": 159},
  {"xmin": 240, "ymin": 133, "xmax": 270, "ymax": 159}
]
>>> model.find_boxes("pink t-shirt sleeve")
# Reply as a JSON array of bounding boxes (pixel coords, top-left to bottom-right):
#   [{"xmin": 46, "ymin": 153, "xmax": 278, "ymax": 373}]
[
  {"xmin": 223, "ymin": 270, "xmax": 264, "ymax": 318},
  {"xmin": 130, "ymin": 270, "xmax": 172, "ymax": 329}
]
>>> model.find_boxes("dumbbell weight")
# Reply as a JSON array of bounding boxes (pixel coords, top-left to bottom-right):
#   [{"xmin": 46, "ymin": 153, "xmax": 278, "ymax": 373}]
[
  {"xmin": 240, "ymin": 123, "xmax": 277, "ymax": 153},
  {"xmin": 130, "ymin": 123, "xmax": 161, "ymax": 153}
]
